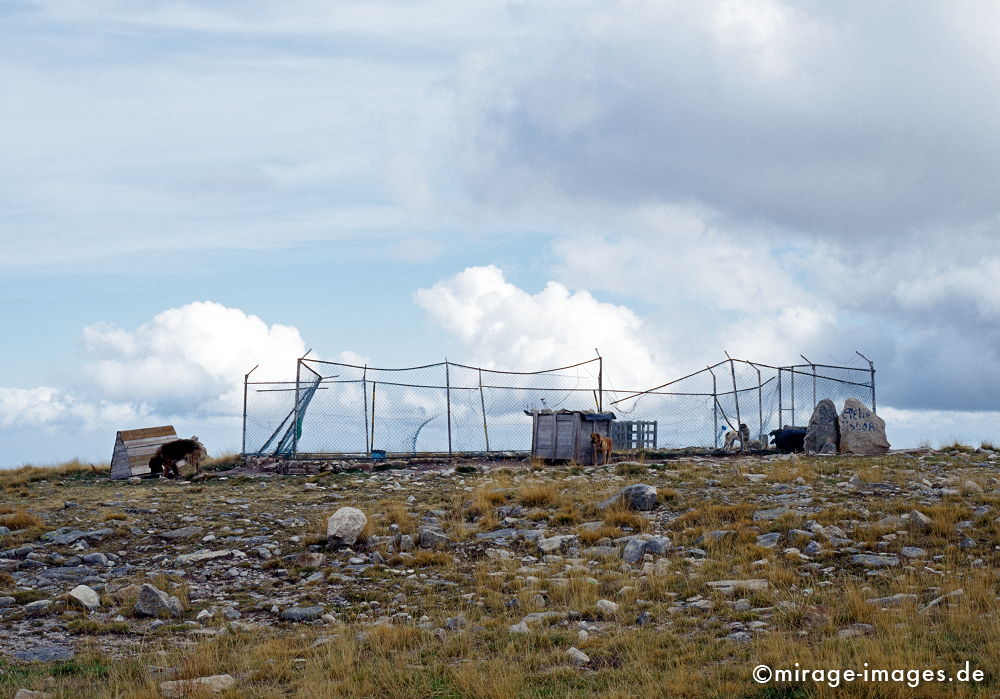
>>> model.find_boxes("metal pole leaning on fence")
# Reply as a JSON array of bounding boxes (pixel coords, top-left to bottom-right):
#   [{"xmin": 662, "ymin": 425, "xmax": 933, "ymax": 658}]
[
  {"xmin": 777, "ymin": 368, "xmax": 783, "ymax": 427},
  {"xmin": 242, "ymin": 365, "xmax": 258, "ymax": 455},
  {"xmin": 801, "ymin": 355, "xmax": 816, "ymax": 409},
  {"xmin": 445, "ymin": 359, "xmax": 453, "ymax": 458},
  {"xmin": 292, "ymin": 358, "xmax": 301, "ymax": 457},
  {"xmin": 726, "ymin": 353, "xmax": 742, "ymax": 450},
  {"xmin": 753, "ymin": 363, "xmax": 763, "ymax": 442},
  {"xmin": 479, "ymin": 368, "xmax": 490, "ymax": 452}
]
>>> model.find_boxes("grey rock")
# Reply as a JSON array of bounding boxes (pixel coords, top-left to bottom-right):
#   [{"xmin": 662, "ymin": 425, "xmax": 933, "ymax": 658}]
[
  {"xmin": 636, "ymin": 611, "xmax": 653, "ymax": 626},
  {"xmin": 159, "ymin": 674, "xmax": 236, "ymax": 697},
  {"xmin": 418, "ymin": 528, "xmax": 451, "ymax": 549},
  {"xmin": 134, "ymin": 583, "xmax": 183, "ymax": 618},
  {"xmin": 804, "ymin": 399, "xmax": 840, "ymax": 454},
  {"xmin": 838, "ymin": 398, "xmax": 890, "ymax": 455},
  {"xmin": 566, "ymin": 646, "xmax": 590, "ymax": 665},
  {"xmin": 622, "ymin": 538, "xmax": 648, "ymax": 564},
  {"xmin": 68, "ymin": 584, "xmax": 100, "ymax": 610},
  {"xmin": 41, "ymin": 528, "xmax": 113, "ymax": 546},
  {"xmin": 752, "ymin": 507, "xmax": 789, "ymax": 521},
  {"xmin": 595, "ymin": 599, "xmax": 619, "ymax": 614},
  {"xmin": 867, "ymin": 593, "xmax": 917, "ymax": 607},
  {"xmin": 756, "ymin": 533, "xmax": 782, "ymax": 548},
  {"xmin": 538, "ymin": 535, "xmax": 577, "ymax": 554},
  {"xmin": 900, "ymin": 546, "xmax": 927, "ymax": 559},
  {"xmin": 158, "ymin": 526, "xmax": 204, "ymax": 541},
  {"xmin": 850, "ymin": 554, "xmax": 899, "ymax": 568},
  {"xmin": 327, "ymin": 507, "xmax": 367, "ymax": 546},
  {"xmin": 13, "ymin": 646, "xmax": 75, "ymax": 662},
  {"xmin": 36, "ymin": 566, "xmax": 94, "ymax": 582},
  {"xmin": 81, "ymin": 553, "xmax": 108, "ymax": 566},
  {"xmin": 599, "ymin": 484, "xmax": 657, "ymax": 511},
  {"xmin": 280, "ymin": 606, "xmax": 325, "ymax": 622}
]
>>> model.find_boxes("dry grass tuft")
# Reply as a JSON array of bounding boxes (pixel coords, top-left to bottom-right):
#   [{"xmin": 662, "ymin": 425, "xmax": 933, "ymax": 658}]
[
  {"xmin": 602, "ymin": 504, "xmax": 649, "ymax": 531},
  {"xmin": 518, "ymin": 482, "xmax": 558, "ymax": 507},
  {"xmin": 101, "ymin": 511, "xmax": 128, "ymax": 522},
  {"xmin": 1, "ymin": 509, "xmax": 44, "ymax": 531}
]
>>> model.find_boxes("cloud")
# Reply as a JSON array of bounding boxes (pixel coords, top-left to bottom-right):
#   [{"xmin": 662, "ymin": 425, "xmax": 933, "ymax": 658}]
[
  {"xmin": 0, "ymin": 301, "xmax": 307, "ymax": 434},
  {"xmin": 81, "ymin": 301, "xmax": 306, "ymax": 415},
  {"xmin": 414, "ymin": 265, "xmax": 668, "ymax": 388}
]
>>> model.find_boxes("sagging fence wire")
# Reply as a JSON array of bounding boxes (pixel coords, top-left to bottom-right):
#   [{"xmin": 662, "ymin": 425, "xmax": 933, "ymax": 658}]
[{"xmin": 242, "ymin": 353, "xmax": 875, "ymax": 458}]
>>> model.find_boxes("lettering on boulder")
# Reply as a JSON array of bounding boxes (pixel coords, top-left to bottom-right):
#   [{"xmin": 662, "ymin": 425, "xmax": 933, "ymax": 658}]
[{"xmin": 837, "ymin": 397, "xmax": 890, "ymax": 456}]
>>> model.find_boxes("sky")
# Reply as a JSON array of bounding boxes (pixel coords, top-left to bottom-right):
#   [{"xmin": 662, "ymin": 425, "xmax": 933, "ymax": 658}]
[{"xmin": 2, "ymin": 0, "xmax": 999, "ymax": 466}]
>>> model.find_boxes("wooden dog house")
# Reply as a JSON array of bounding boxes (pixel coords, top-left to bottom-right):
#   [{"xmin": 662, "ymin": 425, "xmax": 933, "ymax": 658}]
[
  {"xmin": 526, "ymin": 410, "xmax": 615, "ymax": 465},
  {"xmin": 110, "ymin": 426, "xmax": 177, "ymax": 479}
]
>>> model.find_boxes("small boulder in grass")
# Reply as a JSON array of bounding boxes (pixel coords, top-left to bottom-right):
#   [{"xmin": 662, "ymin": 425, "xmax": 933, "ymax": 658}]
[
  {"xmin": 327, "ymin": 507, "xmax": 367, "ymax": 547},
  {"xmin": 598, "ymin": 484, "xmax": 657, "ymax": 511},
  {"xmin": 159, "ymin": 674, "xmax": 236, "ymax": 697}
]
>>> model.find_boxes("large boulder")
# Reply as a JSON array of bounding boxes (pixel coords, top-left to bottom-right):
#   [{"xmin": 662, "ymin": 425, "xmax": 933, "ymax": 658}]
[
  {"xmin": 804, "ymin": 399, "xmax": 839, "ymax": 454},
  {"xmin": 327, "ymin": 507, "xmax": 367, "ymax": 546},
  {"xmin": 598, "ymin": 484, "xmax": 657, "ymax": 511},
  {"xmin": 838, "ymin": 398, "xmax": 890, "ymax": 456}
]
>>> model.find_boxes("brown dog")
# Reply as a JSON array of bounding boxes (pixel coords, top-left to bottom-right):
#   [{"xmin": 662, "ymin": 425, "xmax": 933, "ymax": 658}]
[
  {"xmin": 591, "ymin": 432, "xmax": 612, "ymax": 465},
  {"xmin": 156, "ymin": 436, "xmax": 207, "ymax": 479}
]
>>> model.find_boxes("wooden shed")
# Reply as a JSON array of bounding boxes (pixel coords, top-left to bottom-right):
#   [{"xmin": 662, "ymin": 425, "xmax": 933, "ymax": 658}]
[
  {"xmin": 526, "ymin": 410, "xmax": 615, "ymax": 465},
  {"xmin": 110, "ymin": 426, "xmax": 177, "ymax": 479}
]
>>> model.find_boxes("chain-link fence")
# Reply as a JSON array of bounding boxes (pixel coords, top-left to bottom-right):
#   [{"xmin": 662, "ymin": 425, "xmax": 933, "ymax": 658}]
[
  {"xmin": 243, "ymin": 354, "xmax": 876, "ymax": 457},
  {"xmin": 607, "ymin": 357, "xmax": 876, "ymax": 450},
  {"xmin": 244, "ymin": 357, "xmax": 604, "ymax": 457}
]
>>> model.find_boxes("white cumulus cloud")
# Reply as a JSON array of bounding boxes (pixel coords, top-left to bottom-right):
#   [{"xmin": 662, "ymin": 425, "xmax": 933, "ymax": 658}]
[{"xmin": 414, "ymin": 265, "xmax": 668, "ymax": 389}]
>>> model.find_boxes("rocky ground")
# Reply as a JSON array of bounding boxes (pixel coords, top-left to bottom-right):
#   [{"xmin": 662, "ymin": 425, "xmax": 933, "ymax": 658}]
[{"xmin": 2, "ymin": 447, "xmax": 1000, "ymax": 697}]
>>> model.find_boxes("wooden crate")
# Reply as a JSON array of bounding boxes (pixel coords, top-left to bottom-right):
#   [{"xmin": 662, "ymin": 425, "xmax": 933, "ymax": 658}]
[{"xmin": 527, "ymin": 410, "xmax": 615, "ymax": 464}]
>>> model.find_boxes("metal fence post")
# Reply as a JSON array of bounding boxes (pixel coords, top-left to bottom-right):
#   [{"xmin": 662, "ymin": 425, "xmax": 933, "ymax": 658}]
[
  {"xmin": 479, "ymin": 368, "xmax": 490, "ymax": 452},
  {"xmin": 292, "ymin": 358, "xmax": 301, "ymax": 457},
  {"xmin": 754, "ymin": 363, "xmax": 763, "ymax": 442},
  {"xmin": 709, "ymin": 367, "xmax": 718, "ymax": 448},
  {"xmin": 856, "ymin": 351, "xmax": 876, "ymax": 412},
  {"xmin": 370, "ymin": 381, "xmax": 376, "ymax": 451},
  {"xmin": 362, "ymin": 365, "xmax": 369, "ymax": 455},
  {"xmin": 242, "ymin": 365, "xmax": 258, "ymax": 455},
  {"xmin": 790, "ymin": 367, "xmax": 795, "ymax": 425},
  {"xmin": 777, "ymin": 368, "xmax": 783, "ymax": 427},
  {"xmin": 445, "ymin": 359, "xmax": 453, "ymax": 458}
]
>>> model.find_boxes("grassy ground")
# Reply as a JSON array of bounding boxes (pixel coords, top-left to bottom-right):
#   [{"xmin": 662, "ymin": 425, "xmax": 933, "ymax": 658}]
[{"xmin": 2, "ymin": 449, "xmax": 999, "ymax": 697}]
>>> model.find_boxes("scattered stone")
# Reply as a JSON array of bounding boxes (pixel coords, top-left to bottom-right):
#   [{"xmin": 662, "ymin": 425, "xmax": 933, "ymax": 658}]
[
  {"xmin": 14, "ymin": 690, "xmax": 54, "ymax": 699},
  {"xmin": 327, "ymin": 507, "xmax": 367, "ymax": 546},
  {"xmin": 158, "ymin": 526, "xmax": 204, "ymax": 541},
  {"xmin": 418, "ymin": 528, "xmax": 451, "ymax": 549},
  {"xmin": 706, "ymin": 579, "xmax": 769, "ymax": 593},
  {"xmin": 595, "ymin": 599, "xmax": 619, "ymax": 615},
  {"xmin": 756, "ymin": 533, "xmax": 782, "ymax": 548},
  {"xmin": 176, "ymin": 549, "xmax": 236, "ymax": 565},
  {"xmin": 850, "ymin": 554, "xmax": 899, "ymax": 568},
  {"xmin": 159, "ymin": 674, "xmax": 236, "ymax": 697},
  {"xmin": 908, "ymin": 510, "xmax": 932, "ymax": 531},
  {"xmin": 134, "ymin": 584, "xmax": 183, "ymax": 618},
  {"xmin": 753, "ymin": 507, "xmax": 789, "ymax": 521},
  {"xmin": 919, "ymin": 589, "xmax": 964, "ymax": 614},
  {"xmin": 900, "ymin": 546, "xmax": 927, "ymax": 559},
  {"xmin": 565, "ymin": 647, "xmax": 590, "ymax": 666},
  {"xmin": 68, "ymin": 584, "xmax": 100, "ymax": 610},
  {"xmin": 866, "ymin": 593, "xmax": 917, "ymax": 607},
  {"xmin": 598, "ymin": 484, "xmax": 657, "ymax": 511},
  {"xmin": 13, "ymin": 646, "xmax": 75, "ymax": 662},
  {"xmin": 538, "ymin": 535, "xmax": 577, "ymax": 555},
  {"xmin": 280, "ymin": 606, "xmax": 325, "ymax": 622}
]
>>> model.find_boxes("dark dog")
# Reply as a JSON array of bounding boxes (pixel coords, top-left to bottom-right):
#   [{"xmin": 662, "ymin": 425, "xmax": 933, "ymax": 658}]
[
  {"xmin": 156, "ymin": 436, "xmax": 207, "ymax": 479},
  {"xmin": 146, "ymin": 454, "xmax": 164, "ymax": 478},
  {"xmin": 591, "ymin": 432, "xmax": 612, "ymax": 465},
  {"xmin": 769, "ymin": 427, "xmax": 806, "ymax": 454}
]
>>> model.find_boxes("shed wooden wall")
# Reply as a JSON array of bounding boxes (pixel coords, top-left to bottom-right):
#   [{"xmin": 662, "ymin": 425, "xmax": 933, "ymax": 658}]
[
  {"xmin": 110, "ymin": 426, "xmax": 177, "ymax": 479},
  {"xmin": 531, "ymin": 414, "xmax": 612, "ymax": 465}
]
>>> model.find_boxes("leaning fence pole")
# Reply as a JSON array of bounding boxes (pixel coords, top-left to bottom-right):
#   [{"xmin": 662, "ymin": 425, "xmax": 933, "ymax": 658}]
[
  {"xmin": 242, "ymin": 364, "xmax": 258, "ymax": 455},
  {"xmin": 362, "ymin": 365, "xmax": 370, "ymax": 455},
  {"xmin": 445, "ymin": 359, "xmax": 453, "ymax": 458},
  {"xmin": 728, "ymin": 357, "xmax": 742, "ymax": 449},
  {"xmin": 478, "ymin": 368, "xmax": 490, "ymax": 452},
  {"xmin": 790, "ymin": 367, "xmax": 795, "ymax": 425}
]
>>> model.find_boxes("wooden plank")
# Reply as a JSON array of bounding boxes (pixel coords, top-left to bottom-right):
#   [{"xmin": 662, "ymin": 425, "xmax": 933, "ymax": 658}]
[
  {"xmin": 122, "ymin": 435, "xmax": 178, "ymax": 449},
  {"xmin": 118, "ymin": 426, "xmax": 176, "ymax": 441}
]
